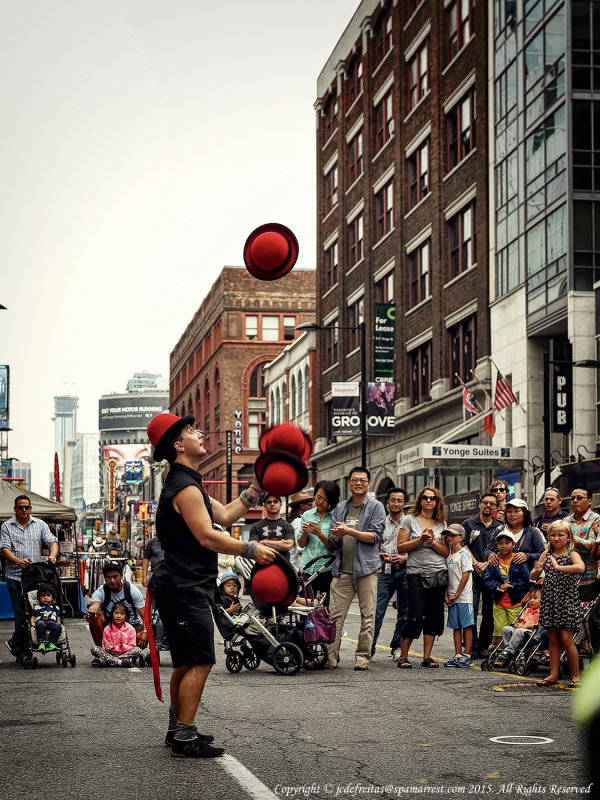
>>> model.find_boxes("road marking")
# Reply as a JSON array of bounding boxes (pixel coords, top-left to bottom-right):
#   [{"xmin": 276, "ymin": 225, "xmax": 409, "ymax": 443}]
[
  {"xmin": 129, "ymin": 667, "xmax": 141, "ymax": 673},
  {"xmin": 220, "ymin": 754, "xmax": 278, "ymax": 800},
  {"xmin": 489, "ymin": 735, "xmax": 553, "ymax": 745}
]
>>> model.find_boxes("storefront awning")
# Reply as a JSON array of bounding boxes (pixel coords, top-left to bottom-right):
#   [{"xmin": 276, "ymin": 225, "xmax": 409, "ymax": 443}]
[{"xmin": 396, "ymin": 443, "xmax": 526, "ymax": 476}]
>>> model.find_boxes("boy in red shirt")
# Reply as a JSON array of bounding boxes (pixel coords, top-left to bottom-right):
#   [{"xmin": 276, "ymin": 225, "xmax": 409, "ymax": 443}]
[{"xmin": 484, "ymin": 531, "xmax": 531, "ymax": 651}]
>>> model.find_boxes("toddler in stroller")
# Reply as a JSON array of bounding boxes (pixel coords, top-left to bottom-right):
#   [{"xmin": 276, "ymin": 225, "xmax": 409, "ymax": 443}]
[
  {"xmin": 493, "ymin": 583, "xmax": 541, "ymax": 669},
  {"xmin": 20, "ymin": 561, "xmax": 76, "ymax": 669},
  {"xmin": 30, "ymin": 583, "xmax": 62, "ymax": 652}
]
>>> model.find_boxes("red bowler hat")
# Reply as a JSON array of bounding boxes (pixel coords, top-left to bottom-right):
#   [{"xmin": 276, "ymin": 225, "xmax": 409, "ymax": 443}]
[
  {"xmin": 254, "ymin": 450, "xmax": 308, "ymax": 497},
  {"xmin": 259, "ymin": 423, "xmax": 312, "ymax": 462},
  {"xmin": 243, "ymin": 223, "xmax": 299, "ymax": 281},
  {"xmin": 147, "ymin": 413, "xmax": 195, "ymax": 462},
  {"xmin": 250, "ymin": 553, "xmax": 298, "ymax": 607}
]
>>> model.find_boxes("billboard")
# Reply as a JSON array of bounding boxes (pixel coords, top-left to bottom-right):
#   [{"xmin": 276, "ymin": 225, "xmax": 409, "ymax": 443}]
[
  {"xmin": 125, "ymin": 460, "xmax": 143, "ymax": 483},
  {"xmin": 103, "ymin": 443, "xmax": 152, "ymax": 466},
  {"xmin": 0, "ymin": 365, "xmax": 9, "ymax": 428},
  {"xmin": 98, "ymin": 394, "xmax": 168, "ymax": 432}
]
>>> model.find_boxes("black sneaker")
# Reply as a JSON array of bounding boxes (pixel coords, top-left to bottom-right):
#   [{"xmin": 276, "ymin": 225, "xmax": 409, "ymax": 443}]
[
  {"xmin": 171, "ymin": 737, "xmax": 224, "ymax": 758},
  {"xmin": 165, "ymin": 730, "xmax": 214, "ymax": 746},
  {"xmin": 5, "ymin": 640, "xmax": 21, "ymax": 658},
  {"xmin": 90, "ymin": 658, "xmax": 103, "ymax": 667}
]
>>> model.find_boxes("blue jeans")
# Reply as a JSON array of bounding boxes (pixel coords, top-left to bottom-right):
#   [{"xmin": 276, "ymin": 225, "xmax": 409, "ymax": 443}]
[
  {"xmin": 35, "ymin": 620, "xmax": 61, "ymax": 643},
  {"xmin": 6, "ymin": 578, "xmax": 25, "ymax": 652},
  {"xmin": 371, "ymin": 569, "xmax": 408, "ymax": 653}
]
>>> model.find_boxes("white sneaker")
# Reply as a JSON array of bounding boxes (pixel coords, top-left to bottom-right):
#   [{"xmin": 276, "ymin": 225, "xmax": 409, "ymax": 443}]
[{"xmin": 392, "ymin": 648, "xmax": 401, "ymax": 662}]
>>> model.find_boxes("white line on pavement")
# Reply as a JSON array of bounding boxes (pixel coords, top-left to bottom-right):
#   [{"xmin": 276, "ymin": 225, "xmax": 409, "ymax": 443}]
[{"xmin": 220, "ymin": 754, "xmax": 279, "ymax": 800}]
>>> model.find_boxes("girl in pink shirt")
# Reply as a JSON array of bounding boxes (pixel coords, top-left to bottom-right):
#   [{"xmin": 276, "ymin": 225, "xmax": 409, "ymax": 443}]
[{"xmin": 90, "ymin": 602, "xmax": 144, "ymax": 667}]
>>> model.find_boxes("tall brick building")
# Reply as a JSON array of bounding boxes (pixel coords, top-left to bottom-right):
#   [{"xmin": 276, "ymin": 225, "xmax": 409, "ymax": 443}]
[
  {"xmin": 313, "ymin": 0, "xmax": 501, "ymax": 505},
  {"xmin": 169, "ymin": 267, "xmax": 315, "ymax": 507}
]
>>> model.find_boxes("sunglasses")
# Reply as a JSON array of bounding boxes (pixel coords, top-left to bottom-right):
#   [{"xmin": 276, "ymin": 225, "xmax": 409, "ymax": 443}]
[
  {"xmin": 492, "ymin": 488, "xmax": 508, "ymax": 493},
  {"xmin": 16, "ymin": 505, "xmax": 31, "ymax": 510},
  {"xmin": 570, "ymin": 495, "xmax": 589, "ymax": 501},
  {"xmin": 421, "ymin": 495, "xmax": 437, "ymax": 501}
]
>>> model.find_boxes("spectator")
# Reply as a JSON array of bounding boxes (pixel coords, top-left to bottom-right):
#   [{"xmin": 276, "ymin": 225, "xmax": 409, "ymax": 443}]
[
  {"xmin": 443, "ymin": 524, "xmax": 474, "ymax": 668},
  {"xmin": 485, "ymin": 498, "xmax": 545, "ymax": 570},
  {"xmin": 326, "ymin": 467, "xmax": 385, "ymax": 671},
  {"xmin": 30, "ymin": 583, "xmax": 62, "ymax": 653},
  {"xmin": 86, "ymin": 560, "xmax": 147, "ymax": 664},
  {"xmin": 371, "ymin": 487, "xmax": 408, "ymax": 661},
  {"xmin": 396, "ymin": 486, "xmax": 449, "ymax": 669},
  {"xmin": 288, "ymin": 491, "xmax": 313, "ymax": 570},
  {"xmin": 297, "ymin": 481, "xmax": 339, "ymax": 605},
  {"xmin": 1, "ymin": 495, "xmax": 58, "ymax": 660},
  {"xmin": 249, "ymin": 496, "xmax": 295, "ymax": 561},
  {"xmin": 489, "ymin": 480, "xmax": 509, "ymax": 524},
  {"xmin": 484, "ymin": 531, "xmax": 530, "ymax": 651},
  {"xmin": 142, "ymin": 535, "xmax": 164, "ymax": 587},
  {"xmin": 533, "ymin": 487, "xmax": 565, "ymax": 537},
  {"xmin": 90, "ymin": 601, "xmax": 145, "ymax": 667},
  {"xmin": 462, "ymin": 493, "xmax": 502, "ymax": 657},
  {"xmin": 494, "ymin": 583, "xmax": 541, "ymax": 667}
]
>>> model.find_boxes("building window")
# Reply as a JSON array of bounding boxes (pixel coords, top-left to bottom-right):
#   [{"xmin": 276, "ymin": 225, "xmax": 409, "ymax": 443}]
[
  {"xmin": 408, "ymin": 140, "xmax": 429, "ymax": 209},
  {"xmin": 347, "ymin": 297, "xmax": 364, "ymax": 352},
  {"xmin": 323, "ymin": 92, "xmax": 338, "ymax": 141},
  {"xmin": 448, "ymin": 90, "xmax": 476, "ymax": 169},
  {"xmin": 297, "ymin": 371, "xmax": 304, "ymax": 415},
  {"xmin": 449, "ymin": 316, "xmax": 476, "ymax": 388},
  {"xmin": 448, "ymin": 203, "xmax": 475, "ymax": 279},
  {"xmin": 283, "ymin": 316, "xmax": 296, "ymax": 340},
  {"xmin": 448, "ymin": 0, "xmax": 474, "ymax": 62},
  {"xmin": 411, "ymin": 343, "xmax": 432, "ymax": 406},
  {"xmin": 245, "ymin": 315, "xmax": 258, "ymax": 341},
  {"xmin": 326, "ymin": 323, "xmax": 339, "ymax": 368},
  {"xmin": 409, "ymin": 240, "xmax": 431, "ymax": 307},
  {"xmin": 204, "ymin": 379, "xmax": 210, "ymax": 433},
  {"xmin": 375, "ymin": 11, "xmax": 392, "ymax": 66},
  {"xmin": 408, "ymin": 41, "xmax": 429, "ymax": 111},
  {"xmin": 348, "ymin": 213, "xmax": 364, "ymax": 267},
  {"xmin": 375, "ymin": 271, "xmax": 394, "ymax": 302},
  {"xmin": 290, "ymin": 374, "xmax": 297, "ymax": 418},
  {"xmin": 348, "ymin": 130, "xmax": 363, "ymax": 184},
  {"xmin": 249, "ymin": 364, "xmax": 266, "ymax": 399},
  {"xmin": 304, "ymin": 365, "xmax": 309, "ymax": 411},
  {"xmin": 325, "ymin": 240, "xmax": 339, "ymax": 290},
  {"xmin": 325, "ymin": 165, "xmax": 338, "ymax": 214},
  {"xmin": 262, "ymin": 316, "xmax": 279, "ymax": 341},
  {"xmin": 375, "ymin": 90, "xmax": 393, "ymax": 151},
  {"xmin": 375, "ymin": 179, "xmax": 394, "ymax": 240},
  {"xmin": 248, "ymin": 411, "xmax": 265, "ymax": 449},
  {"xmin": 347, "ymin": 52, "xmax": 363, "ymax": 104}
]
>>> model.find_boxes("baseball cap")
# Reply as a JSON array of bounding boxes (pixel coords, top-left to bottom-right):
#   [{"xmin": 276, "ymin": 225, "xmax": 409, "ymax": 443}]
[
  {"xmin": 443, "ymin": 523, "xmax": 465, "ymax": 538},
  {"xmin": 506, "ymin": 497, "xmax": 528, "ymax": 510}
]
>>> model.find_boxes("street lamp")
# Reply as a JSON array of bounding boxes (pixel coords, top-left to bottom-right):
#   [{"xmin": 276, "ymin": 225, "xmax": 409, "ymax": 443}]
[
  {"xmin": 296, "ymin": 320, "xmax": 367, "ymax": 468},
  {"xmin": 543, "ymin": 353, "xmax": 600, "ymax": 487}
]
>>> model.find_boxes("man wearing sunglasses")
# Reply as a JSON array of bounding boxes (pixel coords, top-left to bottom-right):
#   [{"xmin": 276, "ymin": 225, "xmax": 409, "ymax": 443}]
[
  {"xmin": 568, "ymin": 486, "xmax": 600, "ymax": 652},
  {"xmin": 1, "ymin": 495, "xmax": 58, "ymax": 659}
]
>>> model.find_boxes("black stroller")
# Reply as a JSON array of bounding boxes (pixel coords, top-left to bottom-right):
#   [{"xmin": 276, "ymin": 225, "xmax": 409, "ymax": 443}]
[
  {"xmin": 19, "ymin": 562, "xmax": 76, "ymax": 670},
  {"xmin": 215, "ymin": 554, "xmax": 334, "ymax": 675}
]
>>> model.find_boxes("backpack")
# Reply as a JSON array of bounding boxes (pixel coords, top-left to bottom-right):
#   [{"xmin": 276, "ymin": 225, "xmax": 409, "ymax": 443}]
[{"xmin": 101, "ymin": 579, "xmax": 138, "ymax": 622}]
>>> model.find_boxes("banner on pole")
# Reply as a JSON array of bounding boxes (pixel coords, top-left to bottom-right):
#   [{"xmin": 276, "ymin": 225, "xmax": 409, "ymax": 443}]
[
  {"xmin": 374, "ymin": 303, "xmax": 395, "ymax": 381},
  {"xmin": 331, "ymin": 382, "xmax": 360, "ymax": 436},
  {"xmin": 367, "ymin": 382, "xmax": 395, "ymax": 435}
]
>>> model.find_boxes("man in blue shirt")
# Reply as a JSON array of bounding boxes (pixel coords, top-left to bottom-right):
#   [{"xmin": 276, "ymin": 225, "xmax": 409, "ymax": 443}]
[{"xmin": 1, "ymin": 495, "xmax": 58, "ymax": 658}]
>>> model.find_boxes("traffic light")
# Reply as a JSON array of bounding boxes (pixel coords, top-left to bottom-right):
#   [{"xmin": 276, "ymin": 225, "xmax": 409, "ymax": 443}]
[
  {"xmin": 94, "ymin": 520, "xmax": 101, "ymax": 532},
  {"xmin": 139, "ymin": 504, "xmax": 148, "ymax": 521}
]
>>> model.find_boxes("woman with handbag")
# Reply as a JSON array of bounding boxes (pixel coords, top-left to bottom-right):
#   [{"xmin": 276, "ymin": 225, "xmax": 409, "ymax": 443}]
[
  {"xmin": 297, "ymin": 480, "xmax": 340, "ymax": 606},
  {"xmin": 396, "ymin": 486, "xmax": 449, "ymax": 669}
]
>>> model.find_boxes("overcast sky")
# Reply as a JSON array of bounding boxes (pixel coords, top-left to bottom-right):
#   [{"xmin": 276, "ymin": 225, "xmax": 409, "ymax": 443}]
[{"xmin": 0, "ymin": 0, "xmax": 356, "ymax": 495}]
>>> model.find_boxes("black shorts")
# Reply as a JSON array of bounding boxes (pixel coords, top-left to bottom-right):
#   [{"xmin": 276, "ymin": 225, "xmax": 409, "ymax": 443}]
[{"xmin": 152, "ymin": 581, "xmax": 215, "ymax": 669}]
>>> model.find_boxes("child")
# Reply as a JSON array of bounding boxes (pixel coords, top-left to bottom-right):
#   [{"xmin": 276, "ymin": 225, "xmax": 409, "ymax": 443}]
[
  {"xmin": 443, "ymin": 524, "xmax": 475, "ymax": 667},
  {"xmin": 90, "ymin": 602, "xmax": 144, "ymax": 667},
  {"xmin": 484, "ymin": 531, "xmax": 530, "ymax": 650},
  {"xmin": 218, "ymin": 572, "xmax": 242, "ymax": 614},
  {"xmin": 530, "ymin": 520, "xmax": 585, "ymax": 687},
  {"xmin": 495, "ymin": 582, "xmax": 542, "ymax": 666},
  {"xmin": 30, "ymin": 583, "xmax": 62, "ymax": 652}
]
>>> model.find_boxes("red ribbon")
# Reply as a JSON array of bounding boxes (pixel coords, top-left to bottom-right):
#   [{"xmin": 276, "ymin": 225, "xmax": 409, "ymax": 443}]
[{"xmin": 144, "ymin": 588, "xmax": 163, "ymax": 702}]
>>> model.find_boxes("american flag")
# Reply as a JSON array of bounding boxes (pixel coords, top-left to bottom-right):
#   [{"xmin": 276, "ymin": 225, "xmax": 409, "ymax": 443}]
[
  {"xmin": 462, "ymin": 386, "xmax": 481, "ymax": 421},
  {"xmin": 494, "ymin": 371, "xmax": 518, "ymax": 411}
]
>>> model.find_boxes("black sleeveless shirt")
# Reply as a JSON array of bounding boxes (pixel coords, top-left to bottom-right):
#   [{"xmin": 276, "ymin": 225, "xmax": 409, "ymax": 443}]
[{"xmin": 153, "ymin": 462, "xmax": 218, "ymax": 594}]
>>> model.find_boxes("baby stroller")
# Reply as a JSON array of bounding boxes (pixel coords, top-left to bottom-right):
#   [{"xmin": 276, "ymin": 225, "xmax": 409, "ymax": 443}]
[
  {"xmin": 19, "ymin": 562, "xmax": 76, "ymax": 670},
  {"xmin": 480, "ymin": 599, "xmax": 536, "ymax": 674},
  {"xmin": 215, "ymin": 554, "xmax": 334, "ymax": 675}
]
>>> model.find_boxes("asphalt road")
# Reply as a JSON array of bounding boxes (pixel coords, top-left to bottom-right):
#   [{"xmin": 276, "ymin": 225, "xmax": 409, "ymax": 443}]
[{"xmin": 0, "ymin": 601, "xmax": 591, "ymax": 800}]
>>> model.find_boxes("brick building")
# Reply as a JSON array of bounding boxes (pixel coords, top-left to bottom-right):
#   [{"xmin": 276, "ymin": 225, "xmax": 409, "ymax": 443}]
[
  {"xmin": 313, "ymin": 0, "xmax": 505, "ymax": 506},
  {"xmin": 169, "ymin": 267, "xmax": 315, "ymax": 509}
]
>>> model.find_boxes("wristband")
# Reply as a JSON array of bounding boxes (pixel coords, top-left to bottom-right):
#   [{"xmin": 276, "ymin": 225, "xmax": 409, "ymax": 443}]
[
  {"xmin": 239, "ymin": 487, "xmax": 260, "ymax": 508},
  {"xmin": 241, "ymin": 541, "xmax": 258, "ymax": 559}
]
